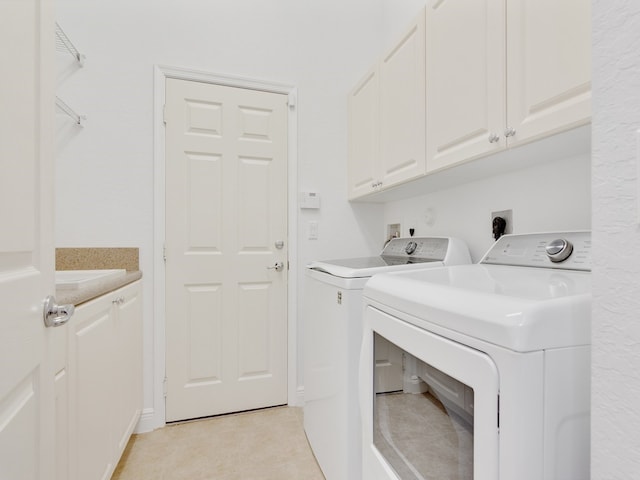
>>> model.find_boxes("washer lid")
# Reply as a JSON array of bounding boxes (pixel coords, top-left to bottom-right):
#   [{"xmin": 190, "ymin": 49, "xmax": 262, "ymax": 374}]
[
  {"xmin": 307, "ymin": 256, "xmax": 442, "ymax": 278},
  {"xmin": 306, "ymin": 236, "xmax": 470, "ymax": 278},
  {"xmin": 363, "ymin": 264, "xmax": 591, "ymax": 352}
]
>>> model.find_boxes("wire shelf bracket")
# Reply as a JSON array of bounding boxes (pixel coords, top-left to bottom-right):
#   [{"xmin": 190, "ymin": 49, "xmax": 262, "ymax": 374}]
[
  {"xmin": 56, "ymin": 96, "xmax": 86, "ymax": 127},
  {"xmin": 55, "ymin": 22, "xmax": 85, "ymax": 66}
]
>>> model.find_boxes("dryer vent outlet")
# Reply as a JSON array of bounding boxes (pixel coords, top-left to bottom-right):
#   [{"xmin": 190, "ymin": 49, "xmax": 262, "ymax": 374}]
[{"xmin": 491, "ymin": 210, "xmax": 513, "ymax": 240}]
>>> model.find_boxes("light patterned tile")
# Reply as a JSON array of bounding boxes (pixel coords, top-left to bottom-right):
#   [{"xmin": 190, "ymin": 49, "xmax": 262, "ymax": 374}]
[{"xmin": 112, "ymin": 407, "xmax": 325, "ymax": 480}]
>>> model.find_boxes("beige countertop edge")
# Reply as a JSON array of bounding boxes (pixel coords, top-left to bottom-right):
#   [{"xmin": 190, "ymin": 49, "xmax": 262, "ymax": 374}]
[{"xmin": 56, "ymin": 271, "xmax": 143, "ymax": 306}]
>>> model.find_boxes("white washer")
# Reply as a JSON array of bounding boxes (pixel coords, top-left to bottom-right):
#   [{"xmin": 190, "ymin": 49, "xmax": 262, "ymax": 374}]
[
  {"xmin": 304, "ymin": 237, "xmax": 471, "ymax": 480},
  {"xmin": 360, "ymin": 231, "xmax": 591, "ymax": 480}
]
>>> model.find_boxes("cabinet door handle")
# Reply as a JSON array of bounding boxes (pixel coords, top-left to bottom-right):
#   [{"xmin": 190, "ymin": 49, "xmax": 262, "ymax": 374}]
[
  {"xmin": 488, "ymin": 132, "xmax": 500, "ymax": 143},
  {"xmin": 504, "ymin": 127, "xmax": 516, "ymax": 138}
]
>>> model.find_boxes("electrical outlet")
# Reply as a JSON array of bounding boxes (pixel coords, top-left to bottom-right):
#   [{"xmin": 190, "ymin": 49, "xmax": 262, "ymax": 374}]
[{"xmin": 491, "ymin": 209, "xmax": 513, "ymax": 239}]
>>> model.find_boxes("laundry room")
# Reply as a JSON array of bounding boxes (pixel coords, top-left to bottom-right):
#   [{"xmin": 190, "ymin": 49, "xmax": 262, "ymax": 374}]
[{"xmin": 4, "ymin": 0, "xmax": 639, "ymax": 478}]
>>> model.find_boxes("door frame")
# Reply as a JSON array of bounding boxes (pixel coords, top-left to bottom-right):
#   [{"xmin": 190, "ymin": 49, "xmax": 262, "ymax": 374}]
[{"xmin": 147, "ymin": 64, "xmax": 298, "ymax": 431}]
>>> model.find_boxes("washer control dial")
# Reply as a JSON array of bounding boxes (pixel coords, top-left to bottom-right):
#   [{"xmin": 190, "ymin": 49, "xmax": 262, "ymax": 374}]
[
  {"xmin": 405, "ymin": 241, "xmax": 418, "ymax": 255},
  {"xmin": 545, "ymin": 238, "xmax": 574, "ymax": 263}
]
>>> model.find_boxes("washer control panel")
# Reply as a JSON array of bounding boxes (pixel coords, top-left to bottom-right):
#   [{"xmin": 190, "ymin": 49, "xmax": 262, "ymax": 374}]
[
  {"xmin": 481, "ymin": 231, "xmax": 591, "ymax": 271},
  {"xmin": 382, "ymin": 237, "xmax": 449, "ymax": 261}
]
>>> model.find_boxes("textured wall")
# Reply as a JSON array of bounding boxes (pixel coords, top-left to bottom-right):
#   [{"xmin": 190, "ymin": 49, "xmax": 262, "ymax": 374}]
[{"xmin": 592, "ymin": 1, "xmax": 640, "ymax": 476}]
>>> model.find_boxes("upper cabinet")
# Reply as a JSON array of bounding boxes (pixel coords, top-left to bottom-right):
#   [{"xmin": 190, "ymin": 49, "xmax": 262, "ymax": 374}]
[
  {"xmin": 506, "ymin": 0, "xmax": 591, "ymax": 147},
  {"xmin": 348, "ymin": 11, "xmax": 426, "ymax": 200},
  {"xmin": 348, "ymin": 66, "xmax": 380, "ymax": 200},
  {"xmin": 425, "ymin": 0, "xmax": 506, "ymax": 172},
  {"xmin": 379, "ymin": 13, "xmax": 426, "ymax": 188},
  {"xmin": 348, "ymin": 0, "xmax": 591, "ymax": 200},
  {"xmin": 425, "ymin": 0, "xmax": 591, "ymax": 173}
]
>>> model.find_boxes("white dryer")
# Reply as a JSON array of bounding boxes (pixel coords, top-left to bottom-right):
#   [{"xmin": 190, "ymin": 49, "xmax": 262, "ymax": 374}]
[
  {"xmin": 304, "ymin": 237, "xmax": 471, "ymax": 480},
  {"xmin": 360, "ymin": 231, "xmax": 591, "ymax": 480}
]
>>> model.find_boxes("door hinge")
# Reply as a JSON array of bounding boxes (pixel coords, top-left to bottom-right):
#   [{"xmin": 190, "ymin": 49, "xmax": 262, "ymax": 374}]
[
  {"xmin": 163, "ymin": 244, "xmax": 167, "ymax": 263},
  {"xmin": 287, "ymin": 93, "xmax": 296, "ymax": 110},
  {"xmin": 163, "ymin": 376, "xmax": 168, "ymax": 397},
  {"xmin": 497, "ymin": 394, "xmax": 500, "ymax": 430},
  {"xmin": 337, "ymin": 291, "xmax": 342, "ymax": 305},
  {"xmin": 162, "ymin": 104, "xmax": 167, "ymax": 125}
]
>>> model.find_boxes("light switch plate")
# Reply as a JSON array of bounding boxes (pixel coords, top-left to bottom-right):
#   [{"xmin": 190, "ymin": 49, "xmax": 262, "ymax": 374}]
[{"xmin": 308, "ymin": 221, "xmax": 319, "ymax": 240}]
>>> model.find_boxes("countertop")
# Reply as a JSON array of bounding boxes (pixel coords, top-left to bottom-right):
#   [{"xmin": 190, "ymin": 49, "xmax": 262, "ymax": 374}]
[{"xmin": 56, "ymin": 270, "xmax": 143, "ymax": 306}]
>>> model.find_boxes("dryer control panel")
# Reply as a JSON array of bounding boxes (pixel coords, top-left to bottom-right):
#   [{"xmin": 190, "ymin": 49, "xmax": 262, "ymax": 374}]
[{"xmin": 481, "ymin": 231, "xmax": 591, "ymax": 271}]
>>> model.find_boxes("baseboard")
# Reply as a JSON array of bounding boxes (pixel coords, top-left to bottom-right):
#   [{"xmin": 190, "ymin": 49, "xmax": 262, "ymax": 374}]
[
  {"xmin": 294, "ymin": 385, "xmax": 305, "ymax": 407},
  {"xmin": 135, "ymin": 407, "xmax": 163, "ymax": 434}
]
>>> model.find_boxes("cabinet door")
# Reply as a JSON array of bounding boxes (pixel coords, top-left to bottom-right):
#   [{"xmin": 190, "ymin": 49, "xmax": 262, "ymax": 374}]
[
  {"xmin": 348, "ymin": 66, "xmax": 379, "ymax": 199},
  {"xmin": 379, "ymin": 10, "xmax": 426, "ymax": 187},
  {"xmin": 113, "ymin": 283, "xmax": 143, "ymax": 458},
  {"xmin": 506, "ymin": 0, "xmax": 591, "ymax": 146},
  {"xmin": 68, "ymin": 298, "xmax": 115, "ymax": 480},
  {"xmin": 425, "ymin": 0, "xmax": 506, "ymax": 172}
]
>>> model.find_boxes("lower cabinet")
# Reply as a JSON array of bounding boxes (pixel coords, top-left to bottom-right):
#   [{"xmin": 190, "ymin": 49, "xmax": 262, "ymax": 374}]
[{"xmin": 67, "ymin": 281, "xmax": 142, "ymax": 480}]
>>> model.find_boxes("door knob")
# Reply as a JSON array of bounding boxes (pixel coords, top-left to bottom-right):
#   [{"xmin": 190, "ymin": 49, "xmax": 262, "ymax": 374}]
[
  {"xmin": 43, "ymin": 295, "xmax": 75, "ymax": 328},
  {"xmin": 267, "ymin": 262, "xmax": 285, "ymax": 272},
  {"xmin": 488, "ymin": 132, "xmax": 500, "ymax": 143}
]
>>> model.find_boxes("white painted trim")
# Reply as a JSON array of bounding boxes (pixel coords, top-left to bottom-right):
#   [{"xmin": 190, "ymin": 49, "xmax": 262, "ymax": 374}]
[
  {"xmin": 134, "ymin": 408, "xmax": 157, "ymax": 434},
  {"xmin": 296, "ymin": 386, "xmax": 305, "ymax": 407},
  {"xmin": 152, "ymin": 65, "xmax": 298, "ymax": 430}
]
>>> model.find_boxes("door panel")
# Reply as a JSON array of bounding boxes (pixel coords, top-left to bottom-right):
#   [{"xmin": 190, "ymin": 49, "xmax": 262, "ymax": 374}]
[
  {"xmin": 71, "ymin": 306, "xmax": 114, "ymax": 480},
  {"xmin": 347, "ymin": 67, "xmax": 379, "ymax": 199},
  {"xmin": 0, "ymin": 0, "xmax": 55, "ymax": 478},
  {"xmin": 361, "ymin": 307, "xmax": 500, "ymax": 480},
  {"xmin": 185, "ymin": 285, "xmax": 222, "ymax": 385},
  {"xmin": 165, "ymin": 79, "xmax": 288, "ymax": 422},
  {"xmin": 425, "ymin": 0, "xmax": 506, "ymax": 172},
  {"xmin": 379, "ymin": 11, "xmax": 426, "ymax": 187},
  {"xmin": 506, "ymin": 0, "xmax": 591, "ymax": 145},
  {"xmin": 187, "ymin": 153, "xmax": 222, "ymax": 249}
]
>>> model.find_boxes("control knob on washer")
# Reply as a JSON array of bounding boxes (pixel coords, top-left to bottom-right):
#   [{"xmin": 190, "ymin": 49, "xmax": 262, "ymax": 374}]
[
  {"xmin": 405, "ymin": 241, "xmax": 418, "ymax": 255},
  {"xmin": 545, "ymin": 238, "xmax": 573, "ymax": 263}
]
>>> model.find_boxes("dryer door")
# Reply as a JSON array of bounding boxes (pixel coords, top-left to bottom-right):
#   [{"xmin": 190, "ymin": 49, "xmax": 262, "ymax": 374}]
[{"xmin": 360, "ymin": 306, "xmax": 500, "ymax": 480}]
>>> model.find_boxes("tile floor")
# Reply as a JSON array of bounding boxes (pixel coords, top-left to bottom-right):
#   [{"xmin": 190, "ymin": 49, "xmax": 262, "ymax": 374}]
[
  {"xmin": 112, "ymin": 406, "xmax": 325, "ymax": 480},
  {"xmin": 374, "ymin": 391, "xmax": 472, "ymax": 480}
]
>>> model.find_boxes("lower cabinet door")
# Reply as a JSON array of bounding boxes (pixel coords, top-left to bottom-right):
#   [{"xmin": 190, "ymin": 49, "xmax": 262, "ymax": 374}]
[
  {"xmin": 114, "ymin": 284, "xmax": 143, "ymax": 456},
  {"xmin": 68, "ymin": 281, "xmax": 142, "ymax": 480},
  {"xmin": 69, "ymin": 296, "xmax": 115, "ymax": 480}
]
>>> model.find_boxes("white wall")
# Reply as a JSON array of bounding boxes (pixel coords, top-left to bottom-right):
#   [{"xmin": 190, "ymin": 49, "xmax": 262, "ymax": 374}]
[
  {"xmin": 383, "ymin": 152, "xmax": 591, "ymax": 262},
  {"xmin": 592, "ymin": 1, "xmax": 640, "ymax": 476},
  {"xmin": 54, "ymin": 0, "xmax": 388, "ymax": 429},
  {"xmin": 56, "ymin": 7, "xmax": 633, "ymax": 472}
]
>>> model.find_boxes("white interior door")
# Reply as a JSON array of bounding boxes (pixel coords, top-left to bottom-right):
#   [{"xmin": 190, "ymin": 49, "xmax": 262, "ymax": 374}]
[
  {"xmin": 165, "ymin": 78, "xmax": 288, "ymax": 422},
  {"xmin": 0, "ymin": 0, "xmax": 56, "ymax": 478}
]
